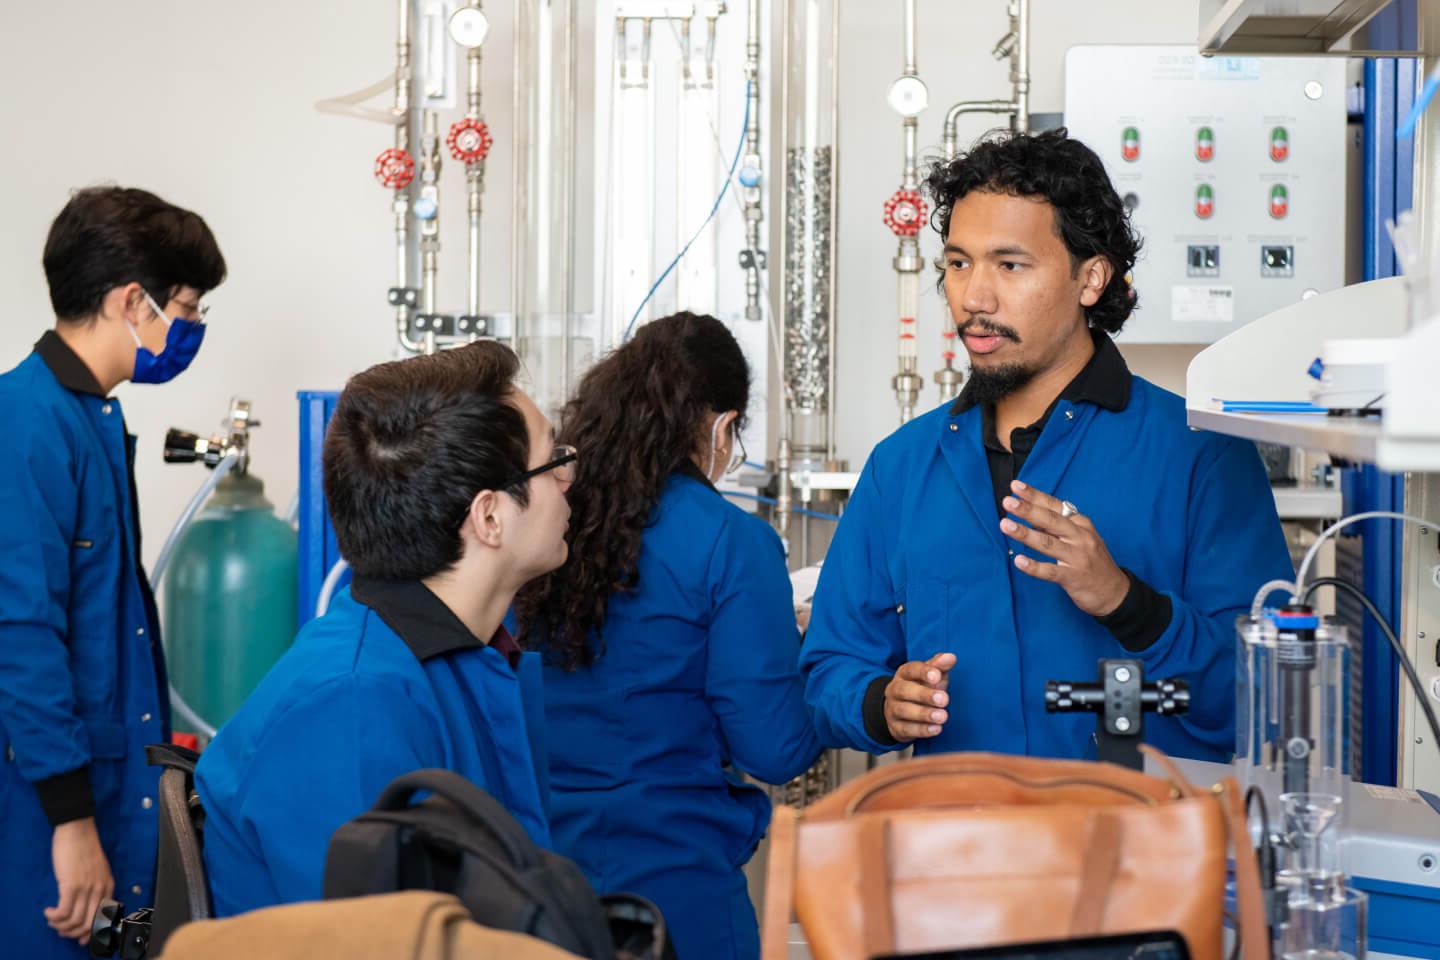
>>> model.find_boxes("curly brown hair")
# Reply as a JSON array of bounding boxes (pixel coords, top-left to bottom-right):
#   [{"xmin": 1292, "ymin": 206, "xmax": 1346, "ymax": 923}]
[
  {"xmin": 925, "ymin": 128, "xmax": 1142, "ymax": 333},
  {"xmin": 515, "ymin": 312, "xmax": 751, "ymax": 668}
]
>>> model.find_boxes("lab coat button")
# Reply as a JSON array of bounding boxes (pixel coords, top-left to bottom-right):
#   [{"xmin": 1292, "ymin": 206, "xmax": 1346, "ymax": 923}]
[
  {"xmin": 948, "ymin": 423, "xmax": 958, "ymax": 432},
  {"xmin": 141, "ymin": 796, "xmax": 153, "ymax": 810},
  {"xmin": 141, "ymin": 713, "xmax": 152, "ymax": 723},
  {"xmin": 136, "ymin": 627, "xmax": 145, "ymax": 636},
  {"xmin": 131, "ymin": 885, "xmax": 142, "ymax": 896},
  {"xmin": 1065, "ymin": 410, "xmax": 1074, "ymax": 420},
  {"xmin": 896, "ymin": 603, "xmax": 906, "ymax": 614},
  {"xmin": 101, "ymin": 403, "xmax": 112, "ymax": 415}
]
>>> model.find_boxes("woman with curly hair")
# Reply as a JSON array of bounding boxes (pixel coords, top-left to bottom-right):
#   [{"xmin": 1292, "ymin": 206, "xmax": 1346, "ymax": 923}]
[{"xmin": 516, "ymin": 311, "xmax": 820, "ymax": 960}]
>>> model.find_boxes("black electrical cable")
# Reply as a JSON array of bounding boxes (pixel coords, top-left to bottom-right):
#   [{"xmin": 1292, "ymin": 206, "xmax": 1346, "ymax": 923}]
[
  {"xmin": 1245, "ymin": 786, "xmax": 1272, "ymax": 866},
  {"xmin": 1303, "ymin": 576, "xmax": 1440, "ymax": 755},
  {"xmin": 1245, "ymin": 785, "xmax": 1284, "ymax": 931}
]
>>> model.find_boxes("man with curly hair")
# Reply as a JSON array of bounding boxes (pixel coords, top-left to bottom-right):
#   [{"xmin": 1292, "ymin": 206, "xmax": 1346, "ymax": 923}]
[{"xmin": 802, "ymin": 129, "xmax": 1293, "ymax": 762}]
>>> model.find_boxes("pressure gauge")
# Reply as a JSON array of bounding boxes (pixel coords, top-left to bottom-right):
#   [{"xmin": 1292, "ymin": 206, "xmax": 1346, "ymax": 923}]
[
  {"xmin": 887, "ymin": 75, "xmax": 929, "ymax": 118},
  {"xmin": 448, "ymin": 7, "xmax": 489, "ymax": 48}
]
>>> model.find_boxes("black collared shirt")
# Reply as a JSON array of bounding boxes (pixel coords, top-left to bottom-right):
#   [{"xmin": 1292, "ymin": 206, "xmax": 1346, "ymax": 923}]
[
  {"xmin": 953, "ymin": 329, "xmax": 1170, "ymax": 655},
  {"xmin": 35, "ymin": 330, "xmax": 106, "ymax": 396},
  {"xmin": 350, "ymin": 575, "xmax": 522, "ymax": 668},
  {"xmin": 952, "ymin": 328, "xmax": 1132, "ymax": 517}
]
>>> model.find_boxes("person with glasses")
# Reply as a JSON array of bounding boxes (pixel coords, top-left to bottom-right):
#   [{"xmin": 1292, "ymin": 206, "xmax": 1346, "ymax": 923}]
[
  {"xmin": 194, "ymin": 342, "xmax": 573, "ymax": 917},
  {"xmin": 0, "ymin": 187, "xmax": 225, "ymax": 959},
  {"xmin": 515, "ymin": 312, "xmax": 822, "ymax": 960}
]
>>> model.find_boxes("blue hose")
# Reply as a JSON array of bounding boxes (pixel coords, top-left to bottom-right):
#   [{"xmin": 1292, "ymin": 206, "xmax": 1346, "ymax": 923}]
[
  {"xmin": 622, "ymin": 80, "xmax": 750, "ymax": 342},
  {"xmin": 723, "ymin": 490, "xmax": 840, "ymax": 522}
]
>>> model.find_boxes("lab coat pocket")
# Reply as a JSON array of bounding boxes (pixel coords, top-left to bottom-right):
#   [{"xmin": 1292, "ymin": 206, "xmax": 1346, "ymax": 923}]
[
  {"xmin": 69, "ymin": 524, "xmax": 117, "ymax": 590},
  {"xmin": 901, "ymin": 577, "xmax": 952, "ymax": 664}
]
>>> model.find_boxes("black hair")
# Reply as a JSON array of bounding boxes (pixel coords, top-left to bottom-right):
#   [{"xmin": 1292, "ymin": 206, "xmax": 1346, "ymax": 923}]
[
  {"xmin": 43, "ymin": 186, "xmax": 227, "ymax": 322},
  {"xmin": 923, "ymin": 128, "xmax": 1141, "ymax": 333},
  {"xmin": 516, "ymin": 312, "xmax": 751, "ymax": 667},
  {"xmin": 323, "ymin": 341, "xmax": 531, "ymax": 581}
]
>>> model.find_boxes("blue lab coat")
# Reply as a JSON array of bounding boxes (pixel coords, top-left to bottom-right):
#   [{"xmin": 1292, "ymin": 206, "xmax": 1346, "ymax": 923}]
[
  {"xmin": 801, "ymin": 376, "xmax": 1294, "ymax": 762},
  {"xmin": 0, "ymin": 341, "xmax": 168, "ymax": 960},
  {"xmin": 195, "ymin": 584, "xmax": 552, "ymax": 917},
  {"xmin": 538, "ymin": 469, "xmax": 822, "ymax": 960}
]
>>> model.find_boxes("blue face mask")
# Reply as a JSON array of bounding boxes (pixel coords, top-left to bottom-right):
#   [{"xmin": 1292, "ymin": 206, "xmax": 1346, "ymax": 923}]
[{"xmin": 130, "ymin": 293, "xmax": 206, "ymax": 384}]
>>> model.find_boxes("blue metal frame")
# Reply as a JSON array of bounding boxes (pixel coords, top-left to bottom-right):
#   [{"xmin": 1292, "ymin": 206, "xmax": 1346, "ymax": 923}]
[
  {"xmin": 1352, "ymin": 874, "xmax": 1440, "ymax": 959},
  {"xmin": 1353, "ymin": 0, "xmax": 1416, "ymax": 787},
  {"xmin": 297, "ymin": 391, "xmax": 347, "ymax": 627}
]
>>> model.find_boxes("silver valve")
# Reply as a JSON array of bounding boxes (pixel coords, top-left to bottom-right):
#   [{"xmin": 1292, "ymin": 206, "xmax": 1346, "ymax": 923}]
[{"xmin": 165, "ymin": 397, "xmax": 257, "ymax": 474}]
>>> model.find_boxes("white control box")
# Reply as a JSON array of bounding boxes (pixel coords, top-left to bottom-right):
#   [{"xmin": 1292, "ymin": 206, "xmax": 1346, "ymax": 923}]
[{"xmin": 1064, "ymin": 45, "xmax": 1347, "ymax": 345}]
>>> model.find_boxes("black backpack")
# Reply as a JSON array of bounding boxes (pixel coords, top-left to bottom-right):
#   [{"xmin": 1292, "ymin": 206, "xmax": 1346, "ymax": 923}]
[{"xmin": 323, "ymin": 769, "xmax": 670, "ymax": 960}]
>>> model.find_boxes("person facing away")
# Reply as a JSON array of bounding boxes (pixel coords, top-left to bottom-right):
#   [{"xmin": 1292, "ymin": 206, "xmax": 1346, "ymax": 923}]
[
  {"xmin": 515, "ymin": 312, "xmax": 822, "ymax": 960},
  {"xmin": 195, "ymin": 341, "xmax": 573, "ymax": 916},
  {"xmin": 0, "ymin": 186, "xmax": 225, "ymax": 958},
  {"xmin": 802, "ymin": 129, "xmax": 1294, "ymax": 762}
]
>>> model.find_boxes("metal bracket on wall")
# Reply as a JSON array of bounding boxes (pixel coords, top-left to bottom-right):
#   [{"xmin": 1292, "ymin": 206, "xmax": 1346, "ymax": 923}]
[{"xmin": 408, "ymin": 313, "xmax": 491, "ymax": 339}]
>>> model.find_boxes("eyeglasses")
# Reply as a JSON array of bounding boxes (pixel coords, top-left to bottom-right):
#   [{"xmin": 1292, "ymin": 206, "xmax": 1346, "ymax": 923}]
[
  {"xmin": 146, "ymin": 293, "xmax": 210, "ymax": 324},
  {"xmin": 169, "ymin": 298, "xmax": 210, "ymax": 322},
  {"xmin": 454, "ymin": 444, "xmax": 578, "ymax": 531},
  {"xmin": 726, "ymin": 432, "xmax": 748, "ymax": 475},
  {"xmin": 506, "ymin": 444, "xmax": 578, "ymax": 488}
]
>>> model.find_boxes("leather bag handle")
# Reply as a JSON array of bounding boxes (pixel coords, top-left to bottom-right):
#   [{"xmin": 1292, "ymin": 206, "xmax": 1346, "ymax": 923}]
[
  {"xmin": 1220, "ymin": 777, "xmax": 1273, "ymax": 960},
  {"xmin": 761, "ymin": 805, "xmax": 800, "ymax": 960}
]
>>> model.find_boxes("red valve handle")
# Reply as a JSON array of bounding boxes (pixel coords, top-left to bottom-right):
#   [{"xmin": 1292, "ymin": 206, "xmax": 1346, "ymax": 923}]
[
  {"xmin": 883, "ymin": 188, "xmax": 928, "ymax": 238},
  {"xmin": 446, "ymin": 118, "xmax": 494, "ymax": 164},
  {"xmin": 374, "ymin": 148, "xmax": 416, "ymax": 189}
]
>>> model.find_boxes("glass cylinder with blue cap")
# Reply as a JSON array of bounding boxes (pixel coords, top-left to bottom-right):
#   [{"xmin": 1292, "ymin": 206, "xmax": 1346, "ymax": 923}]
[{"xmin": 1237, "ymin": 607, "xmax": 1367, "ymax": 959}]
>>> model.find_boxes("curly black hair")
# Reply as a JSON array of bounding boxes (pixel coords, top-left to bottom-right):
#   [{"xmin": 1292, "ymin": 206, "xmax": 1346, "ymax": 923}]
[
  {"xmin": 923, "ymin": 128, "xmax": 1141, "ymax": 334},
  {"xmin": 515, "ymin": 312, "xmax": 750, "ymax": 669}
]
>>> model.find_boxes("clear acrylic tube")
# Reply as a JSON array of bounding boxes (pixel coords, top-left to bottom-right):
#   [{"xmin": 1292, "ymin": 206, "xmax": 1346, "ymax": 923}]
[{"xmin": 897, "ymin": 267, "xmax": 919, "ymax": 362}]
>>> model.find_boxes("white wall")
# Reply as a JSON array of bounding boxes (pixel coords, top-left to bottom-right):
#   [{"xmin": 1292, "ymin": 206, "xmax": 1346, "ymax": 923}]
[
  {"xmin": 0, "ymin": 1, "xmax": 519, "ymax": 569},
  {"xmin": 0, "ymin": 0, "xmax": 1214, "ymax": 570},
  {"xmin": 830, "ymin": 0, "xmax": 1207, "ymax": 468}
]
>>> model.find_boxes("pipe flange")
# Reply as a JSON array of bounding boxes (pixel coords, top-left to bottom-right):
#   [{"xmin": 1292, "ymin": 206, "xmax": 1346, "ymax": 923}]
[
  {"xmin": 446, "ymin": 118, "xmax": 494, "ymax": 164},
  {"xmin": 884, "ymin": 189, "xmax": 928, "ymax": 237},
  {"xmin": 374, "ymin": 148, "xmax": 416, "ymax": 190},
  {"xmin": 934, "ymin": 366, "xmax": 965, "ymax": 388},
  {"xmin": 892, "ymin": 371, "xmax": 925, "ymax": 394},
  {"xmin": 893, "ymin": 252, "xmax": 925, "ymax": 273}
]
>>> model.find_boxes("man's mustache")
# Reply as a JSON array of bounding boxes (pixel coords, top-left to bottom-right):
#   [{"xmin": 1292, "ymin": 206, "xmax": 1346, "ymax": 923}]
[{"xmin": 957, "ymin": 317, "xmax": 1021, "ymax": 343}]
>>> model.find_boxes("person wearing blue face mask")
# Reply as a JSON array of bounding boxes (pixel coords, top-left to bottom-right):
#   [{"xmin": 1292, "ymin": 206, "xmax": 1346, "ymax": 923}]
[
  {"xmin": 131, "ymin": 290, "xmax": 209, "ymax": 384},
  {"xmin": 0, "ymin": 186, "xmax": 226, "ymax": 959}
]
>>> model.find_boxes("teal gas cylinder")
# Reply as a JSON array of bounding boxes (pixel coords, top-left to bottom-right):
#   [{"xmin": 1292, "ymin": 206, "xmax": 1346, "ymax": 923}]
[{"xmin": 162, "ymin": 471, "xmax": 298, "ymax": 732}]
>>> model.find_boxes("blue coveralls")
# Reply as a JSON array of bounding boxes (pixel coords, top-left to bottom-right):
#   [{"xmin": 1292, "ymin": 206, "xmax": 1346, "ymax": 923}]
[
  {"xmin": 196, "ymin": 582, "xmax": 551, "ymax": 917},
  {"xmin": 0, "ymin": 336, "xmax": 168, "ymax": 960},
  {"xmin": 802, "ymin": 374, "xmax": 1294, "ymax": 761},
  {"xmin": 538, "ymin": 470, "xmax": 822, "ymax": 960}
]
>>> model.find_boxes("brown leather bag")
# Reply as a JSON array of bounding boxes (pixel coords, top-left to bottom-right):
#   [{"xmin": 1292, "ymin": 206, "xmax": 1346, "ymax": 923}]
[
  {"xmin": 761, "ymin": 750, "xmax": 1269, "ymax": 960},
  {"xmin": 159, "ymin": 890, "xmax": 583, "ymax": 960}
]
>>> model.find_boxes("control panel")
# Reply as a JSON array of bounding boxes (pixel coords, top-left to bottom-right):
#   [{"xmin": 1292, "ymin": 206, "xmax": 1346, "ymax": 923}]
[{"xmin": 1063, "ymin": 46, "xmax": 1346, "ymax": 345}]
